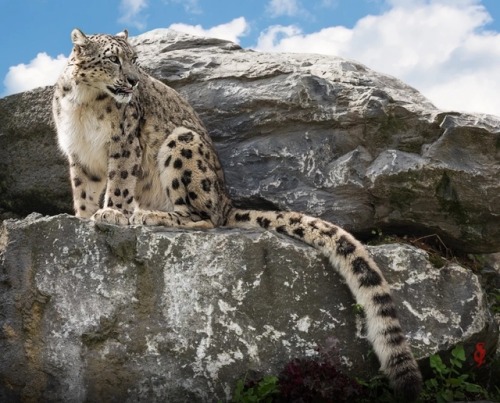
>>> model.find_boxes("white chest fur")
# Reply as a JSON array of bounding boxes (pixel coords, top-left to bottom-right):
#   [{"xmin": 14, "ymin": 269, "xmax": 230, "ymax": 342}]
[{"xmin": 56, "ymin": 97, "xmax": 114, "ymax": 175}]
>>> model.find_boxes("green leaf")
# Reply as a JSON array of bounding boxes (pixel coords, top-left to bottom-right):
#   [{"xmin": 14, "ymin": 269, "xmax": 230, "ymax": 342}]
[
  {"xmin": 441, "ymin": 388, "xmax": 454, "ymax": 401},
  {"xmin": 257, "ymin": 376, "xmax": 278, "ymax": 397},
  {"xmin": 451, "ymin": 345, "xmax": 466, "ymax": 362},
  {"xmin": 447, "ymin": 377, "xmax": 463, "ymax": 386},
  {"xmin": 436, "ymin": 391, "xmax": 453, "ymax": 403},
  {"xmin": 426, "ymin": 378, "xmax": 439, "ymax": 388},
  {"xmin": 430, "ymin": 354, "xmax": 447, "ymax": 373},
  {"xmin": 233, "ymin": 379, "xmax": 245, "ymax": 402},
  {"xmin": 464, "ymin": 382, "xmax": 484, "ymax": 393},
  {"xmin": 232, "ymin": 375, "xmax": 279, "ymax": 403}
]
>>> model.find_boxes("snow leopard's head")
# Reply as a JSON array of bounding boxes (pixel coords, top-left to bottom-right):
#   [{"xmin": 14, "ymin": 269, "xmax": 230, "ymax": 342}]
[{"xmin": 70, "ymin": 29, "xmax": 140, "ymax": 103}]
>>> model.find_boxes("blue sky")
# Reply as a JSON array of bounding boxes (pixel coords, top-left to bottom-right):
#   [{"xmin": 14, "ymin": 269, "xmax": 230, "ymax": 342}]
[{"xmin": 1, "ymin": 0, "xmax": 499, "ymax": 116}]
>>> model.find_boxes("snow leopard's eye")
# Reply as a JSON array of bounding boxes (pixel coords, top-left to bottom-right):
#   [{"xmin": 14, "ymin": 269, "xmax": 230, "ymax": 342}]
[{"xmin": 107, "ymin": 55, "xmax": 120, "ymax": 64}]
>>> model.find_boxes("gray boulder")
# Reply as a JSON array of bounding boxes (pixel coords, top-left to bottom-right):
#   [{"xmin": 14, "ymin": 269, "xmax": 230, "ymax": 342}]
[
  {"xmin": 0, "ymin": 87, "xmax": 70, "ymax": 219},
  {"xmin": 0, "ymin": 214, "xmax": 497, "ymax": 401},
  {"xmin": 0, "ymin": 29, "xmax": 499, "ymax": 252},
  {"xmin": 132, "ymin": 29, "xmax": 500, "ymax": 253}
]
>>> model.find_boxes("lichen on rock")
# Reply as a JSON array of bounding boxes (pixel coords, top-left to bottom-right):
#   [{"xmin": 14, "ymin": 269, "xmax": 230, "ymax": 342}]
[{"xmin": 0, "ymin": 214, "xmax": 497, "ymax": 401}]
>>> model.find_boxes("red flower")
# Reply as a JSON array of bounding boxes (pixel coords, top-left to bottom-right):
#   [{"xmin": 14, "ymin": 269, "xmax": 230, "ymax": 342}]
[{"xmin": 473, "ymin": 342, "xmax": 486, "ymax": 368}]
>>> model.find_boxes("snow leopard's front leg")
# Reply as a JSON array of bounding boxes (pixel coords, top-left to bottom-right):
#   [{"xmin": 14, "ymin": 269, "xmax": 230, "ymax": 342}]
[
  {"xmin": 69, "ymin": 156, "xmax": 105, "ymax": 219},
  {"xmin": 92, "ymin": 103, "xmax": 142, "ymax": 225}
]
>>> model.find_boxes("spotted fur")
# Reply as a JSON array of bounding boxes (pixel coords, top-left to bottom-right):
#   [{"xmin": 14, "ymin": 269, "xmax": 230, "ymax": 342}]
[{"xmin": 53, "ymin": 29, "xmax": 422, "ymax": 400}]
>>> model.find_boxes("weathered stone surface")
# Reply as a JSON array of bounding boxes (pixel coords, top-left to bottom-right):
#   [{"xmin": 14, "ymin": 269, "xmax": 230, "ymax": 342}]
[
  {"xmin": 0, "ymin": 29, "xmax": 499, "ymax": 252},
  {"xmin": 0, "ymin": 87, "xmax": 70, "ymax": 219},
  {"xmin": 0, "ymin": 214, "xmax": 497, "ymax": 401},
  {"xmin": 131, "ymin": 29, "xmax": 500, "ymax": 253}
]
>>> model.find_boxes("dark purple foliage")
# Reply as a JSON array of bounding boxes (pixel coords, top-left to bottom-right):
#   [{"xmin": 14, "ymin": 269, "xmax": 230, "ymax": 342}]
[{"xmin": 277, "ymin": 339, "xmax": 366, "ymax": 402}]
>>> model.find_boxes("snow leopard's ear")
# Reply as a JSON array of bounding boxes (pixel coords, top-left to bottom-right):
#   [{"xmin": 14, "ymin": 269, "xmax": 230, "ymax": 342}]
[
  {"xmin": 71, "ymin": 28, "xmax": 90, "ymax": 47},
  {"xmin": 116, "ymin": 30, "xmax": 129, "ymax": 40}
]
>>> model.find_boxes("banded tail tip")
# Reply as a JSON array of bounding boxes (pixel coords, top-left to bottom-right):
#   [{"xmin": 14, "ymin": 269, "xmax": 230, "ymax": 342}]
[{"xmin": 392, "ymin": 370, "xmax": 423, "ymax": 402}]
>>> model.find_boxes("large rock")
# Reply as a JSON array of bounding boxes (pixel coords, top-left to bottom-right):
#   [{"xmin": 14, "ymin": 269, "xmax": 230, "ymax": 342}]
[
  {"xmin": 0, "ymin": 87, "xmax": 70, "ymax": 219},
  {"xmin": 0, "ymin": 30, "xmax": 499, "ymax": 253},
  {"xmin": 0, "ymin": 214, "xmax": 497, "ymax": 401},
  {"xmin": 130, "ymin": 30, "xmax": 500, "ymax": 253}
]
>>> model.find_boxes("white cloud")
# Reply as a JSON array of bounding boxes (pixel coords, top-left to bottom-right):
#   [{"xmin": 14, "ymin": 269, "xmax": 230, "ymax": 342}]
[
  {"xmin": 266, "ymin": 0, "xmax": 302, "ymax": 17},
  {"xmin": 3, "ymin": 53, "xmax": 67, "ymax": 96},
  {"xmin": 169, "ymin": 17, "xmax": 250, "ymax": 44},
  {"xmin": 319, "ymin": 0, "xmax": 339, "ymax": 7},
  {"xmin": 256, "ymin": 24, "xmax": 351, "ymax": 55},
  {"xmin": 166, "ymin": 0, "xmax": 202, "ymax": 14},
  {"xmin": 3, "ymin": 1, "xmax": 498, "ymax": 116},
  {"xmin": 255, "ymin": 0, "xmax": 500, "ymax": 116},
  {"xmin": 118, "ymin": 0, "xmax": 148, "ymax": 30}
]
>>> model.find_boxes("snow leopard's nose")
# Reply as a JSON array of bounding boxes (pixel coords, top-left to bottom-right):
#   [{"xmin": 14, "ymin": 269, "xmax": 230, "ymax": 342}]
[{"xmin": 127, "ymin": 76, "xmax": 139, "ymax": 88}]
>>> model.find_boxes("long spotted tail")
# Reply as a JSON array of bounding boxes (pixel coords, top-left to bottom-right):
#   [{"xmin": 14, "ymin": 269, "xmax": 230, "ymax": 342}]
[{"xmin": 226, "ymin": 208, "xmax": 422, "ymax": 401}]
